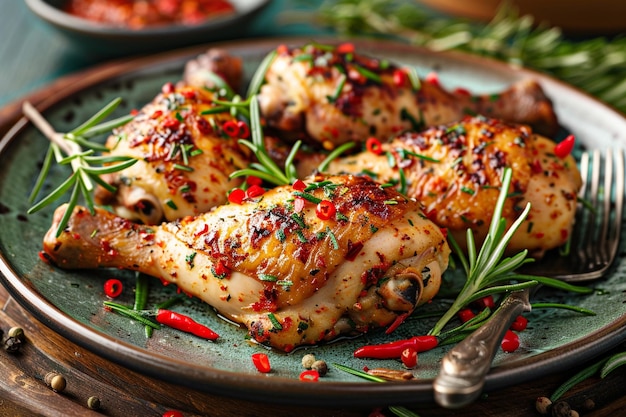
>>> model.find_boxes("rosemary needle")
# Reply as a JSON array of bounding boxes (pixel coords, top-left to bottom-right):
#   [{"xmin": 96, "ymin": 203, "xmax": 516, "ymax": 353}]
[{"xmin": 24, "ymin": 99, "xmax": 136, "ymax": 236}]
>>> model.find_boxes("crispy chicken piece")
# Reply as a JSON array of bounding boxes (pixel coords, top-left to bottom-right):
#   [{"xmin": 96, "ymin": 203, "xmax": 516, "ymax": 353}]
[
  {"xmin": 300, "ymin": 117, "xmax": 581, "ymax": 257},
  {"xmin": 257, "ymin": 43, "xmax": 559, "ymax": 148},
  {"xmin": 43, "ymin": 174, "xmax": 450, "ymax": 351},
  {"xmin": 95, "ymin": 83, "xmax": 252, "ymax": 224}
]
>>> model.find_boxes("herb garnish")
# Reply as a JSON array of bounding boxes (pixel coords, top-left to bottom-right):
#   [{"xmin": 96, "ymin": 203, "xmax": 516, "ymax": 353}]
[{"xmin": 24, "ymin": 99, "xmax": 136, "ymax": 236}]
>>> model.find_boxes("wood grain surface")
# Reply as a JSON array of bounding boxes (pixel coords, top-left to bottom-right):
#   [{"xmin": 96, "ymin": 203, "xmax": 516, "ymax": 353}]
[{"xmin": 0, "ymin": 281, "xmax": 625, "ymax": 417}]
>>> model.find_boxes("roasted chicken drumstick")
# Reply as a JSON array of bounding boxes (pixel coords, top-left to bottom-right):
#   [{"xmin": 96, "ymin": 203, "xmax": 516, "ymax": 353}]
[
  {"xmin": 255, "ymin": 43, "xmax": 559, "ymax": 148},
  {"xmin": 44, "ymin": 174, "xmax": 450, "ymax": 351},
  {"xmin": 299, "ymin": 116, "xmax": 582, "ymax": 257},
  {"xmin": 95, "ymin": 83, "xmax": 252, "ymax": 224}
]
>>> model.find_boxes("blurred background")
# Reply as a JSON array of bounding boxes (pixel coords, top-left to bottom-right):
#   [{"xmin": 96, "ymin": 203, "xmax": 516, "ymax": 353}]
[{"xmin": 2, "ymin": 0, "xmax": 625, "ymax": 112}]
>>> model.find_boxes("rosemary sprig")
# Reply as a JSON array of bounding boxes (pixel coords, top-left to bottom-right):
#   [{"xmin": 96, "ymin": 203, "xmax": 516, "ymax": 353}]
[
  {"xmin": 428, "ymin": 167, "xmax": 593, "ymax": 336},
  {"xmin": 24, "ymin": 99, "xmax": 136, "ymax": 236},
  {"xmin": 229, "ymin": 95, "xmax": 356, "ymax": 186},
  {"xmin": 317, "ymin": 0, "xmax": 626, "ymax": 113}
]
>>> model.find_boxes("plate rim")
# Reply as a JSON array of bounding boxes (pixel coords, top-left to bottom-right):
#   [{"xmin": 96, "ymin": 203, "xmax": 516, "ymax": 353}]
[{"xmin": 1, "ymin": 36, "xmax": 626, "ymax": 407}]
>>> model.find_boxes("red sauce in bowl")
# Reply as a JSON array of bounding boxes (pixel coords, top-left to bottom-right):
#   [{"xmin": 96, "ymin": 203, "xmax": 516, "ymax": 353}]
[{"xmin": 64, "ymin": 0, "xmax": 236, "ymax": 29}]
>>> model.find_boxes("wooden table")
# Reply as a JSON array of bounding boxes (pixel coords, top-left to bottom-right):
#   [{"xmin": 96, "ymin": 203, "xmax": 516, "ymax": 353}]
[{"xmin": 0, "ymin": 280, "xmax": 625, "ymax": 417}]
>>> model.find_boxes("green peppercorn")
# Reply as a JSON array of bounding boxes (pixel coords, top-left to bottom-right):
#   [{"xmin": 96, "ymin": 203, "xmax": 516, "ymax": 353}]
[
  {"xmin": 45, "ymin": 372, "xmax": 66, "ymax": 392},
  {"xmin": 87, "ymin": 396, "xmax": 101, "ymax": 410}
]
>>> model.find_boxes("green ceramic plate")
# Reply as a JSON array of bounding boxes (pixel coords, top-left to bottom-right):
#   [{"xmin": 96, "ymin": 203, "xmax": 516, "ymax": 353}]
[{"xmin": 1, "ymin": 38, "xmax": 625, "ymax": 407}]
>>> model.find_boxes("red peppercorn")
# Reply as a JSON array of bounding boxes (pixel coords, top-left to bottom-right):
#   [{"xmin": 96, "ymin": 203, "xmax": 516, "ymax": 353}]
[
  {"xmin": 554, "ymin": 135, "xmax": 575, "ymax": 159},
  {"xmin": 315, "ymin": 200, "xmax": 336, "ymax": 220},
  {"xmin": 510, "ymin": 315, "xmax": 528, "ymax": 332},
  {"xmin": 366, "ymin": 137, "xmax": 383, "ymax": 155},
  {"xmin": 501, "ymin": 330, "xmax": 520, "ymax": 352},
  {"xmin": 104, "ymin": 279, "xmax": 123, "ymax": 298},
  {"xmin": 228, "ymin": 188, "xmax": 245, "ymax": 204},
  {"xmin": 400, "ymin": 347, "xmax": 418, "ymax": 369},
  {"xmin": 251, "ymin": 352, "xmax": 271, "ymax": 373}
]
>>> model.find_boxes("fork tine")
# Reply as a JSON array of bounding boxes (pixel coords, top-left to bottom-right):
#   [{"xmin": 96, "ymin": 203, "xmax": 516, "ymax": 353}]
[
  {"xmin": 567, "ymin": 149, "xmax": 624, "ymax": 281},
  {"xmin": 608, "ymin": 149, "xmax": 625, "ymax": 263}
]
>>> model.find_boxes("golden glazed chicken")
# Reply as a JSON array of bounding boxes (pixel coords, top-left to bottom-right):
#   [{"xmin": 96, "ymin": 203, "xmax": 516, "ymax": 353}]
[
  {"xmin": 255, "ymin": 43, "xmax": 559, "ymax": 148},
  {"xmin": 95, "ymin": 83, "xmax": 252, "ymax": 224},
  {"xmin": 43, "ymin": 174, "xmax": 450, "ymax": 351},
  {"xmin": 299, "ymin": 116, "xmax": 582, "ymax": 257}
]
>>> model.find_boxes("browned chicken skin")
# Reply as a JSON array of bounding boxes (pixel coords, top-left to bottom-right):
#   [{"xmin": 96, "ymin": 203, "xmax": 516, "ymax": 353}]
[
  {"xmin": 299, "ymin": 116, "xmax": 582, "ymax": 257},
  {"xmin": 256, "ymin": 43, "xmax": 559, "ymax": 149},
  {"xmin": 44, "ymin": 174, "xmax": 450, "ymax": 351},
  {"xmin": 95, "ymin": 83, "xmax": 252, "ymax": 224}
]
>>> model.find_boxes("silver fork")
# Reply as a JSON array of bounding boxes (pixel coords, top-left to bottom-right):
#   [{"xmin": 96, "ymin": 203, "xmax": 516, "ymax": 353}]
[{"xmin": 433, "ymin": 149, "xmax": 625, "ymax": 409}]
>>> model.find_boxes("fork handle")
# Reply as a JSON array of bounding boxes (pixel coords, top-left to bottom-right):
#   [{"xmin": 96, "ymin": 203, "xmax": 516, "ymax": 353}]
[{"xmin": 433, "ymin": 290, "xmax": 531, "ymax": 409}]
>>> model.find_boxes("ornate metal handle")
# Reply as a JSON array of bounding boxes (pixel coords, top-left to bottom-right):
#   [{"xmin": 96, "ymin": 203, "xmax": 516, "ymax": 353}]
[{"xmin": 433, "ymin": 289, "xmax": 532, "ymax": 409}]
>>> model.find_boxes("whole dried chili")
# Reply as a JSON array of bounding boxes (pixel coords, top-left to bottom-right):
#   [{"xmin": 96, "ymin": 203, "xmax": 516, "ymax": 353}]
[
  {"xmin": 155, "ymin": 309, "xmax": 219, "ymax": 340},
  {"xmin": 353, "ymin": 335, "xmax": 439, "ymax": 359}
]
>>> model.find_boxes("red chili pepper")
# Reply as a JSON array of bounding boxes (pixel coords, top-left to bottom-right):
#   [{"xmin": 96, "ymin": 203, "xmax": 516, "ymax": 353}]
[
  {"xmin": 104, "ymin": 279, "xmax": 123, "ymax": 298},
  {"xmin": 554, "ymin": 134, "xmax": 575, "ymax": 159},
  {"xmin": 156, "ymin": 309, "xmax": 219, "ymax": 340},
  {"xmin": 237, "ymin": 120, "xmax": 250, "ymax": 138},
  {"xmin": 294, "ymin": 196, "xmax": 306, "ymax": 213},
  {"xmin": 299, "ymin": 369, "xmax": 320, "ymax": 382},
  {"xmin": 458, "ymin": 308, "xmax": 476, "ymax": 323},
  {"xmin": 246, "ymin": 176, "xmax": 262, "ymax": 187},
  {"xmin": 510, "ymin": 315, "xmax": 528, "ymax": 332},
  {"xmin": 228, "ymin": 188, "xmax": 245, "ymax": 204},
  {"xmin": 384, "ymin": 312, "xmax": 409, "ymax": 335},
  {"xmin": 162, "ymin": 411, "xmax": 184, "ymax": 417},
  {"xmin": 292, "ymin": 179, "xmax": 306, "ymax": 191},
  {"xmin": 246, "ymin": 184, "xmax": 265, "ymax": 198},
  {"xmin": 315, "ymin": 200, "xmax": 336, "ymax": 220},
  {"xmin": 473, "ymin": 295, "xmax": 495, "ymax": 310},
  {"xmin": 213, "ymin": 260, "xmax": 230, "ymax": 277},
  {"xmin": 400, "ymin": 347, "xmax": 418, "ymax": 369},
  {"xmin": 222, "ymin": 120, "xmax": 240, "ymax": 137},
  {"xmin": 251, "ymin": 352, "xmax": 271, "ymax": 373},
  {"xmin": 336, "ymin": 42, "xmax": 355, "ymax": 54},
  {"xmin": 353, "ymin": 335, "xmax": 439, "ymax": 359},
  {"xmin": 425, "ymin": 71, "xmax": 440, "ymax": 88},
  {"xmin": 453, "ymin": 87, "xmax": 472, "ymax": 96},
  {"xmin": 366, "ymin": 137, "xmax": 383, "ymax": 155},
  {"xmin": 501, "ymin": 330, "xmax": 520, "ymax": 352}
]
